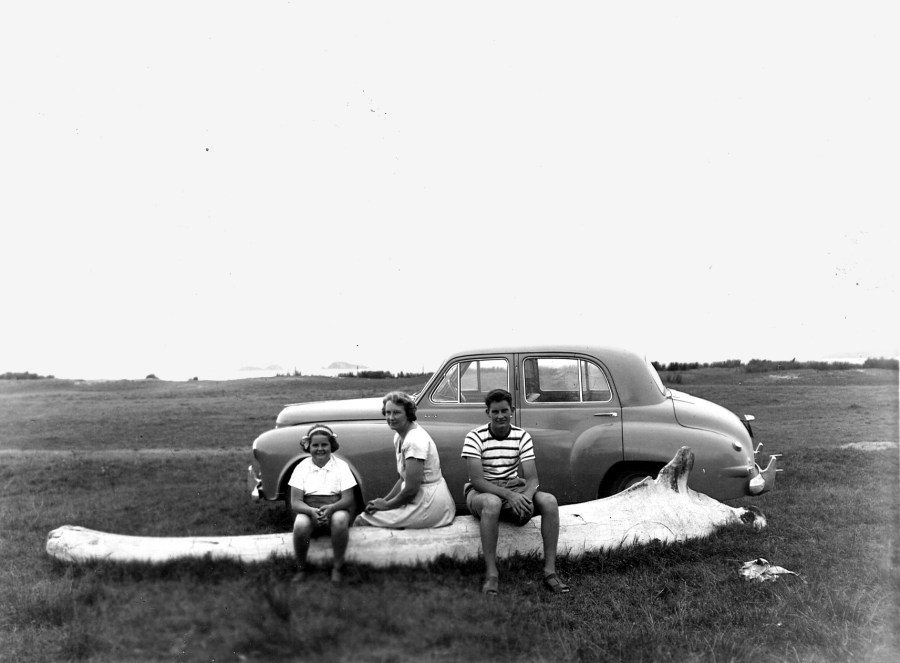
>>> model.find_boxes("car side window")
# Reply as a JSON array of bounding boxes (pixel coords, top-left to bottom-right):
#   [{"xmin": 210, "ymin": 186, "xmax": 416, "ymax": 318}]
[
  {"xmin": 524, "ymin": 357, "xmax": 612, "ymax": 403},
  {"xmin": 431, "ymin": 359, "xmax": 508, "ymax": 404}
]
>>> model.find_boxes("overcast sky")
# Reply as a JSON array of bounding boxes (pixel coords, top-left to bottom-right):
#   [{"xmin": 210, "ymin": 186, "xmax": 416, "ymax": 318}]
[{"xmin": 2, "ymin": 2, "xmax": 897, "ymax": 380}]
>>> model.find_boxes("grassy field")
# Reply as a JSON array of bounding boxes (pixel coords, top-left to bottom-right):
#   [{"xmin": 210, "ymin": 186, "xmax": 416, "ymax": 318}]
[{"xmin": 0, "ymin": 370, "xmax": 897, "ymax": 662}]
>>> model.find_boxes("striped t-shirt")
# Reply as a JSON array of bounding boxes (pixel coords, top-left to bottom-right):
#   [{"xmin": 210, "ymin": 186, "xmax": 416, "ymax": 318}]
[{"xmin": 461, "ymin": 423, "xmax": 535, "ymax": 483}]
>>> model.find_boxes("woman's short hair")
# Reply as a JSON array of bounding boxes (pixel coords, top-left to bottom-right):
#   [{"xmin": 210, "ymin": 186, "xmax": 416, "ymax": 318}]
[
  {"xmin": 381, "ymin": 391, "xmax": 417, "ymax": 421},
  {"xmin": 301, "ymin": 423, "xmax": 339, "ymax": 452}
]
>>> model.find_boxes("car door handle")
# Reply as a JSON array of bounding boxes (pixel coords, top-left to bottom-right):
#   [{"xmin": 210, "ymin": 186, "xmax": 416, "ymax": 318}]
[{"xmin": 593, "ymin": 412, "xmax": 618, "ymax": 417}]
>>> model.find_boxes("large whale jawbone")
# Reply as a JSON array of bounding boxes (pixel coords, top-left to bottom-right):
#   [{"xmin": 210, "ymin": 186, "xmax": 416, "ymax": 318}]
[
  {"xmin": 556, "ymin": 446, "xmax": 766, "ymax": 558},
  {"xmin": 46, "ymin": 446, "xmax": 765, "ymax": 567}
]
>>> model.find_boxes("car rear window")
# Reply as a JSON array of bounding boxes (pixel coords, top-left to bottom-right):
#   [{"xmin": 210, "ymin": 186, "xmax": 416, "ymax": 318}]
[{"xmin": 523, "ymin": 357, "xmax": 612, "ymax": 403}]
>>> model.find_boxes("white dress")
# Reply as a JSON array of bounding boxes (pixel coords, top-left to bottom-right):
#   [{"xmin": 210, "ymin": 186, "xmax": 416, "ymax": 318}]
[{"xmin": 354, "ymin": 423, "xmax": 455, "ymax": 528}]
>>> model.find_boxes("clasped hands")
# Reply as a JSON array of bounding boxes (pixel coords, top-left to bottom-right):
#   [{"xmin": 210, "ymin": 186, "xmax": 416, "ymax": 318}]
[
  {"xmin": 504, "ymin": 490, "xmax": 534, "ymax": 518},
  {"xmin": 313, "ymin": 505, "xmax": 333, "ymax": 525},
  {"xmin": 364, "ymin": 497, "xmax": 389, "ymax": 514}
]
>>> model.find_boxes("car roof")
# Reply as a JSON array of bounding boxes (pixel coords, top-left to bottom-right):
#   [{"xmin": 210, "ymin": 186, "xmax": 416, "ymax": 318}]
[
  {"xmin": 438, "ymin": 345, "xmax": 665, "ymax": 406},
  {"xmin": 445, "ymin": 344, "xmax": 641, "ymax": 361}
]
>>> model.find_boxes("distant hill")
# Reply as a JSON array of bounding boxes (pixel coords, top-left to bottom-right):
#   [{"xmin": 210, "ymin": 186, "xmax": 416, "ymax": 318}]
[{"xmin": 327, "ymin": 361, "xmax": 367, "ymax": 370}]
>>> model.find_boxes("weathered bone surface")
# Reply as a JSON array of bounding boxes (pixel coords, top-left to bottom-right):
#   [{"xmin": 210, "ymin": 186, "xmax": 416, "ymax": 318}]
[{"xmin": 46, "ymin": 447, "xmax": 765, "ymax": 567}]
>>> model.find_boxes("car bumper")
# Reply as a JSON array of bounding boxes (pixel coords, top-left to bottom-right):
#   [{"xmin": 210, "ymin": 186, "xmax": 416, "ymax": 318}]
[
  {"xmin": 748, "ymin": 455, "xmax": 780, "ymax": 495},
  {"xmin": 248, "ymin": 464, "xmax": 264, "ymax": 501}
]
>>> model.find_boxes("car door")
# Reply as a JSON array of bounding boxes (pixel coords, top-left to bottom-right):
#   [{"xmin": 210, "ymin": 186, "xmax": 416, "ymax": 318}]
[
  {"xmin": 416, "ymin": 354, "xmax": 513, "ymax": 505},
  {"xmin": 515, "ymin": 353, "xmax": 623, "ymax": 504}
]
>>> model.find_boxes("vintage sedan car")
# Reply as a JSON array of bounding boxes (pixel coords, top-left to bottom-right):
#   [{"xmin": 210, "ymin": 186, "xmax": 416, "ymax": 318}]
[{"xmin": 248, "ymin": 346, "xmax": 778, "ymax": 512}]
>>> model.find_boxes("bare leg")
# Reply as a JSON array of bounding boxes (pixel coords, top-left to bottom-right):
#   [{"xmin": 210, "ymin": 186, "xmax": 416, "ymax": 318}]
[
  {"xmin": 472, "ymin": 493, "xmax": 503, "ymax": 581},
  {"xmin": 533, "ymin": 492, "xmax": 560, "ymax": 576},
  {"xmin": 292, "ymin": 514, "xmax": 314, "ymax": 575},
  {"xmin": 329, "ymin": 510, "xmax": 351, "ymax": 582}
]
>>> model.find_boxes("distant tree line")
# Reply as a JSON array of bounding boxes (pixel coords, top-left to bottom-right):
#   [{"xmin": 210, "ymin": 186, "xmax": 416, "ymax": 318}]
[
  {"xmin": 652, "ymin": 360, "xmax": 743, "ymax": 371},
  {"xmin": 0, "ymin": 371, "xmax": 54, "ymax": 380},
  {"xmin": 862, "ymin": 357, "xmax": 900, "ymax": 370},
  {"xmin": 651, "ymin": 357, "xmax": 898, "ymax": 372},
  {"xmin": 337, "ymin": 370, "xmax": 433, "ymax": 379}
]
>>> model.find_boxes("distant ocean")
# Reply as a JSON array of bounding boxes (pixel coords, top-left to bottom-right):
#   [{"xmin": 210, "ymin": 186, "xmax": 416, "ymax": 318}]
[{"xmin": 819, "ymin": 356, "xmax": 868, "ymax": 365}]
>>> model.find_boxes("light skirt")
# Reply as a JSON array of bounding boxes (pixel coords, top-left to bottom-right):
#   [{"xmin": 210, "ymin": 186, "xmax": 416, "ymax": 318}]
[{"xmin": 355, "ymin": 477, "xmax": 455, "ymax": 529}]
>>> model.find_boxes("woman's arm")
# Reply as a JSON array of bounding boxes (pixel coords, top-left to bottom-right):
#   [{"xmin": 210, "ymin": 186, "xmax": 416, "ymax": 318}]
[
  {"xmin": 365, "ymin": 459, "xmax": 425, "ymax": 512},
  {"xmin": 365, "ymin": 478, "xmax": 402, "ymax": 514},
  {"xmin": 385, "ymin": 458, "xmax": 424, "ymax": 508},
  {"xmin": 383, "ymin": 478, "xmax": 403, "ymax": 502}
]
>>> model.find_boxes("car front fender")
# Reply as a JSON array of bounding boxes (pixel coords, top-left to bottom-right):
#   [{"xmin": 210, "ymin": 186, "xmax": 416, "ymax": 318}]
[{"xmin": 252, "ymin": 426, "xmax": 309, "ymax": 502}]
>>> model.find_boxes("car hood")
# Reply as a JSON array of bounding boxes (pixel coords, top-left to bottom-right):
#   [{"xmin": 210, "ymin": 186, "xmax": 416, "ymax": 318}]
[
  {"xmin": 668, "ymin": 389, "xmax": 749, "ymax": 440},
  {"xmin": 276, "ymin": 397, "xmax": 383, "ymax": 427}
]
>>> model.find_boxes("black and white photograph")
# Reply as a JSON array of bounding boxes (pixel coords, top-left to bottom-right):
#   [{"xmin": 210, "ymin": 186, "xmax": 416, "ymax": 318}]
[{"xmin": 2, "ymin": 2, "xmax": 896, "ymax": 661}]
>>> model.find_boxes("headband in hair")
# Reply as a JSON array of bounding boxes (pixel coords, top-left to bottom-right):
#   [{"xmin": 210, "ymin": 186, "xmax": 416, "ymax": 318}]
[{"xmin": 302, "ymin": 424, "xmax": 337, "ymax": 445}]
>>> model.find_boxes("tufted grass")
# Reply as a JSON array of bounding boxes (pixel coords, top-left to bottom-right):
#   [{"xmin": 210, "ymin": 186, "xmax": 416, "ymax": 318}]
[{"xmin": 0, "ymin": 371, "xmax": 896, "ymax": 662}]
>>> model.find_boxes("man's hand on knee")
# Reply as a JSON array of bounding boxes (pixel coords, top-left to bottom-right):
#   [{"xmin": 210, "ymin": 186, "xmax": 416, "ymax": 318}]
[{"xmin": 505, "ymin": 491, "xmax": 533, "ymax": 518}]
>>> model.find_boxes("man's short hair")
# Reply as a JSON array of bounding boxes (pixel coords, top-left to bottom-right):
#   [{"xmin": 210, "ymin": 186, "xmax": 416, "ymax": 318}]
[{"xmin": 484, "ymin": 388, "xmax": 514, "ymax": 409}]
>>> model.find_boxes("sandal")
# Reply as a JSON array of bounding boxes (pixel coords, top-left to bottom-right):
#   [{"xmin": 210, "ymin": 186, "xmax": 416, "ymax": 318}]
[
  {"xmin": 542, "ymin": 573, "xmax": 570, "ymax": 594},
  {"xmin": 481, "ymin": 576, "xmax": 499, "ymax": 596}
]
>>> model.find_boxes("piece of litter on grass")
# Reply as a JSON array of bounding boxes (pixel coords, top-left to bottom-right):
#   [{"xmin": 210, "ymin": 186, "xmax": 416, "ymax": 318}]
[{"xmin": 739, "ymin": 558, "xmax": 802, "ymax": 582}]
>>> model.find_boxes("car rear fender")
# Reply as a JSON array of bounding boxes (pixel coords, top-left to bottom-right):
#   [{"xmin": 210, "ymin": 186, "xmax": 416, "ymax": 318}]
[
  {"xmin": 568, "ymin": 423, "xmax": 625, "ymax": 503},
  {"xmin": 669, "ymin": 389, "xmax": 752, "ymax": 443},
  {"xmin": 621, "ymin": 400, "xmax": 686, "ymax": 465},
  {"xmin": 620, "ymin": 400, "xmax": 754, "ymax": 501}
]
